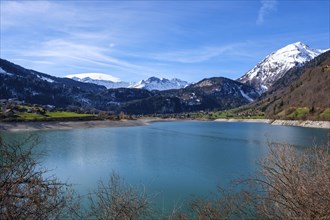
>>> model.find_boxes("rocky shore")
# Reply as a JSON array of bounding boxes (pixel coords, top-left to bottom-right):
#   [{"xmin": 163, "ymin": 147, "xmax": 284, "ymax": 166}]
[
  {"xmin": 214, "ymin": 119, "xmax": 272, "ymax": 123},
  {"xmin": 215, "ymin": 118, "xmax": 329, "ymax": 129},
  {"xmin": 271, "ymin": 120, "xmax": 330, "ymax": 129}
]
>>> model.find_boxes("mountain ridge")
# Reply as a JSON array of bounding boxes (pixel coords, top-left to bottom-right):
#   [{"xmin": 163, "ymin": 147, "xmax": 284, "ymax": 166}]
[
  {"xmin": 237, "ymin": 42, "xmax": 327, "ymax": 93},
  {"xmin": 0, "ymin": 58, "xmax": 258, "ymax": 114},
  {"xmin": 234, "ymin": 50, "xmax": 330, "ymax": 120},
  {"xmin": 66, "ymin": 74, "xmax": 189, "ymax": 91},
  {"xmin": 1, "ymin": 42, "xmax": 328, "ymax": 116}
]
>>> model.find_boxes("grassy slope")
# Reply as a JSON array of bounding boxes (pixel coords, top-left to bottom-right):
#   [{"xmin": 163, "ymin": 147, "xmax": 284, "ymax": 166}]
[{"xmin": 4, "ymin": 111, "xmax": 95, "ymax": 122}]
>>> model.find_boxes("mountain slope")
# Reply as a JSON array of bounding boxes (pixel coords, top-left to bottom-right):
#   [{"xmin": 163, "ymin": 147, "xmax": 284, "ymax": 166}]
[
  {"xmin": 121, "ymin": 77, "xmax": 260, "ymax": 114},
  {"xmin": 238, "ymin": 50, "xmax": 330, "ymax": 120},
  {"xmin": 0, "ymin": 58, "xmax": 258, "ymax": 114},
  {"xmin": 237, "ymin": 42, "xmax": 326, "ymax": 93},
  {"xmin": 0, "ymin": 59, "xmax": 106, "ymax": 108}
]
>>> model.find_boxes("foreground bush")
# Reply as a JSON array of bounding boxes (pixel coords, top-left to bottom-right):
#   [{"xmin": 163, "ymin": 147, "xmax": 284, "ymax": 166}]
[
  {"xmin": 250, "ymin": 141, "xmax": 330, "ymax": 219},
  {"xmin": 87, "ymin": 173, "xmax": 152, "ymax": 220},
  {"xmin": 177, "ymin": 141, "xmax": 330, "ymax": 220},
  {"xmin": 0, "ymin": 135, "xmax": 74, "ymax": 219}
]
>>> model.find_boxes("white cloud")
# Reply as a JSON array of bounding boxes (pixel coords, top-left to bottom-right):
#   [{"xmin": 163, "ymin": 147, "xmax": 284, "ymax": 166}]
[{"xmin": 256, "ymin": 0, "xmax": 277, "ymax": 25}]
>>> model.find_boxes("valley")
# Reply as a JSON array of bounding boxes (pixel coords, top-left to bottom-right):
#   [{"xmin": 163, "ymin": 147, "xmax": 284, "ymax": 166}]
[{"xmin": 1, "ymin": 42, "xmax": 329, "ymax": 122}]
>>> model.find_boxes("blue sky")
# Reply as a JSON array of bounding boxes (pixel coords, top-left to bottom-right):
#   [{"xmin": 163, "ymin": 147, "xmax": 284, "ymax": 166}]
[{"xmin": 1, "ymin": 0, "xmax": 329, "ymax": 82}]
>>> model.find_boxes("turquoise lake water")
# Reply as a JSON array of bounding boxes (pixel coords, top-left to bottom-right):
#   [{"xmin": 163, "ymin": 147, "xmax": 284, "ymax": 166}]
[{"xmin": 2, "ymin": 121, "xmax": 329, "ymax": 209}]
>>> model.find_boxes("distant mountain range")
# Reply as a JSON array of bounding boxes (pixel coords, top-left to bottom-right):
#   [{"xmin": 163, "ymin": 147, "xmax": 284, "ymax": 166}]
[
  {"xmin": 67, "ymin": 42, "xmax": 325, "ymax": 94},
  {"xmin": 121, "ymin": 77, "xmax": 259, "ymax": 114},
  {"xmin": 66, "ymin": 73, "xmax": 133, "ymax": 89},
  {"xmin": 66, "ymin": 73, "xmax": 189, "ymax": 91},
  {"xmin": 0, "ymin": 42, "xmax": 329, "ymax": 115},
  {"xmin": 0, "ymin": 59, "xmax": 258, "ymax": 114}
]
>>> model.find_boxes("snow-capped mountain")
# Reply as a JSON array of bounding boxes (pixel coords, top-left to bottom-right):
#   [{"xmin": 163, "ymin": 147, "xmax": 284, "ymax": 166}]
[
  {"xmin": 65, "ymin": 73, "xmax": 132, "ymax": 89},
  {"xmin": 66, "ymin": 73, "xmax": 120, "ymax": 82},
  {"xmin": 66, "ymin": 73, "xmax": 189, "ymax": 91},
  {"xmin": 129, "ymin": 77, "xmax": 189, "ymax": 91},
  {"xmin": 237, "ymin": 42, "xmax": 327, "ymax": 93}
]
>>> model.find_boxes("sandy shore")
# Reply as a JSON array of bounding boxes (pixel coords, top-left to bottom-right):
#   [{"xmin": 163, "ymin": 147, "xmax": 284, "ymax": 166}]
[{"xmin": 0, "ymin": 119, "xmax": 153, "ymax": 132}]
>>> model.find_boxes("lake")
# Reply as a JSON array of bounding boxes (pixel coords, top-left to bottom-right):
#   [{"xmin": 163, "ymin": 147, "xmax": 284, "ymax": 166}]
[{"xmin": 2, "ymin": 121, "xmax": 329, "ymax": 209}]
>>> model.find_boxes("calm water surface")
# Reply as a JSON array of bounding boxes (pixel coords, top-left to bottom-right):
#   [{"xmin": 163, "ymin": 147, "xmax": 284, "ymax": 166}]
[{"xmin": 3, "ymin": 121, "xmax": 329, "ymax": 208}]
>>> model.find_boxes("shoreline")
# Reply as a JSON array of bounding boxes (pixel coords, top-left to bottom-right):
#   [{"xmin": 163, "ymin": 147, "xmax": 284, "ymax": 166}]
[
  {"xmin": 0, "ymin": 119, "xmax": 152, "ymax": 132},
  {"xmin": 0, "ymin": 118, "xmax": 329, "ymax": 132},
  {"xmin": 271, "ymin": 120, "xmax": 330, "ymax": 129},
  {"xmin": 214, "ymin": 118, "xmax": 330, "ymax": 129}
]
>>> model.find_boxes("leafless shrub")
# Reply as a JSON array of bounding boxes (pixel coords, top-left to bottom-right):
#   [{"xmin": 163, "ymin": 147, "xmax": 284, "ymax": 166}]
[
  {"xmin": 175, "ymin": 184, "xmax": 253, "ymax": 220},
  {"xmin": 87, "ymin": 172, "xmax": 152, "ymax": 220},
  {"xmin": 0, "ymin": 134, "xmax": 75, "ymax": 219},
  {"xmin": 163, "ymin": 202, "xmax": 189, "ymax": 220},
  {"xmin": 190, "ymin": 199, "xmax": 223, "ymax": 220},
  {"xmin": 247, "ymin": 141, "xmax": 330, "ymax": 219},
  {"xmin": 166, "ymin": 211, "xmax": 189, "ymax": 220},
  {"xmin": 172, "ymin": 141, "xmax": 330, "ymax": 220}
]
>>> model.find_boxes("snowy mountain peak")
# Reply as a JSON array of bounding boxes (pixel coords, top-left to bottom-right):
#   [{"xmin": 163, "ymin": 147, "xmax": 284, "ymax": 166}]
[
  {"xmin": 66, "ymin": 73, "xmax": 130, "ymax": 89},
  {"xmin": 148, "ymin": 76, "xmax": 162, "ymax": 82},
  {"xmin": 66, "ymin": 73, "xmax": 120, "ymax": 82},
  {"xmin": 67, "ymin": 74, "xmax": 189, "ymax": 91},
  {"xmin": 237, "ymin": 42, "xmax": 327, "ymax": 93},
  {"xmin": 272, "ymin": 42, "xmax": 323, "ymax": 61},
  {"xmin": 129, "ymin": 77, "xmax": 189, "ymax": 91}
]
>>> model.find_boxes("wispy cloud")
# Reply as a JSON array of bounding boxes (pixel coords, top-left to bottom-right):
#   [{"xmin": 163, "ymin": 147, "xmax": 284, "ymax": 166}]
[
  {"xmin": 256, "ymin": 0, "xmax": 277, "ymax": 25},
  {"xmin": 123, "ymin": 42, "xmax": 259, "ymax": 64},
  {"xmin": 23, "ymin": 39, "xmax": 154, "ymax": 74},
  {"xmin": 150, "ymin": 46, "xmax": 235, "ymax": 63},
  {"xmin": 1, "ymin": 1, "xmax": 77, "ymax": 29}
]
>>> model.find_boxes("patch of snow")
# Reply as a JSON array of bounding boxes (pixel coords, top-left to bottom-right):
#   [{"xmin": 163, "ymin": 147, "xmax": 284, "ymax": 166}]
[
  {"xmin": 37, "ymin": 75, "xmax": 54, "ymax": 83},
  {"xmin": 0, "ymin": 67, "xmax": 13, "ymax": 76},
  {"xmin": 79, "ymin": 77, "xmax": 131, "ymax": 89},
  {"xmin": 239, "ymin": 89, "xmax": 254, "ymax": 102},
  {"xmin": 260, "ymin": 85, "xmax": 268, "ymax": 93}
]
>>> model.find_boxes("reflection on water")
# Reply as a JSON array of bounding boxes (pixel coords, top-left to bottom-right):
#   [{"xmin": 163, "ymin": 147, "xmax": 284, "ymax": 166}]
[{"xmin": 2, "ymin": 121, "xmax": 329, "ymax": 208}]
